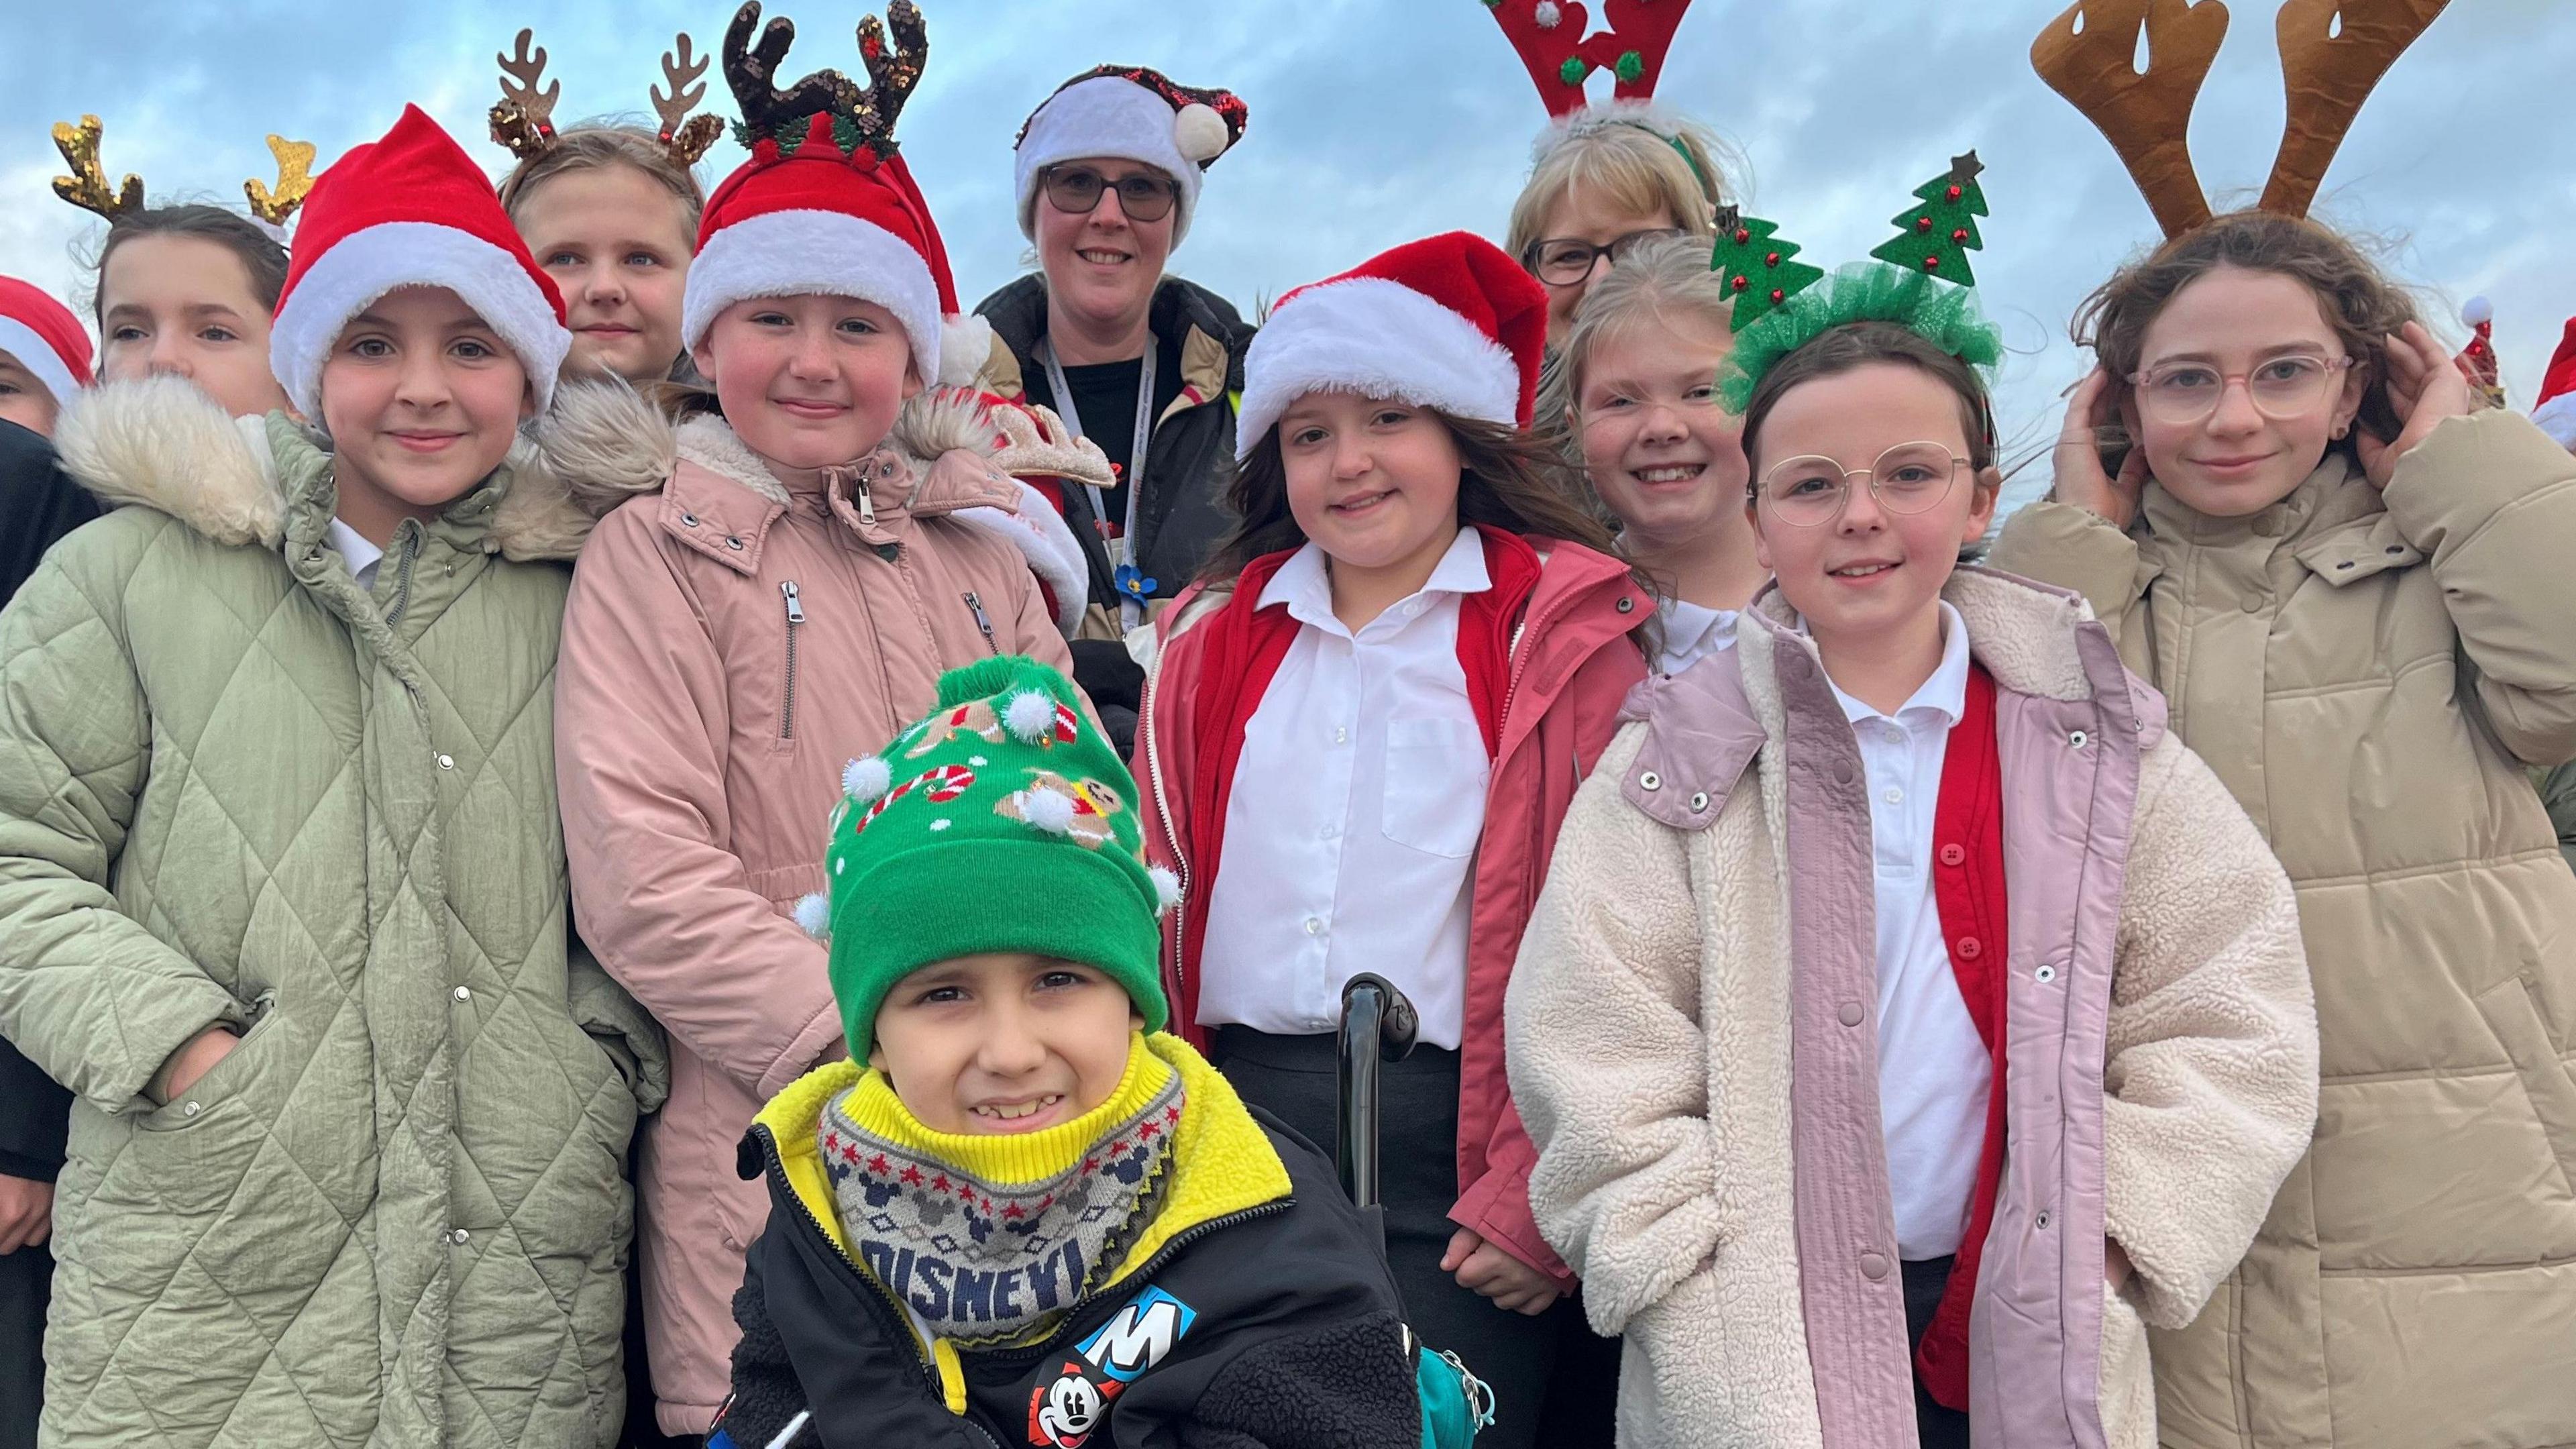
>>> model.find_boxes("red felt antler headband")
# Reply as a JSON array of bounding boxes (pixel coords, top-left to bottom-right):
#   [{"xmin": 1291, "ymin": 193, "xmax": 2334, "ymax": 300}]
[{"xmin": 1482, "ymin": 0, "xmax": 1695, "ymax": 117}]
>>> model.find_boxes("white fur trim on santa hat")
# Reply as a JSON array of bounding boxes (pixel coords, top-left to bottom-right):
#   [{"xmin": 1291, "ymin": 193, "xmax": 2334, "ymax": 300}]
[
  {"xmin": 1015, "ymin": 75, "xmax": 1210, "ymax": 247},
  {"xmin": 0, "ymin": 319, "xmax": 81, "ymax": 407},
  {"xmin": 682, "ymin": 209, "xmax": 943, "ymax": 384},
  {"xmin": 2534, "ymin": 392, "xmax": 2576, "ymax": 449},
  {"xmin": 953, "ymin": 478, "xmax": 1090, "ymax": 635},
  {"xmin": 271, "ymin": 221, "xmax": 571, "ymax": 419},
  {"xmin": 1234, "ymin": 277, "xmax": 1523, "ymax": 462}
]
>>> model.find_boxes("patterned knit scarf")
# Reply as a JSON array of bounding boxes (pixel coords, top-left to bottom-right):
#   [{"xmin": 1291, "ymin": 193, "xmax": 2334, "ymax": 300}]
[{"xmin": 820, "ymin": 1036, "xmax": 1183, "ymax": 1347}]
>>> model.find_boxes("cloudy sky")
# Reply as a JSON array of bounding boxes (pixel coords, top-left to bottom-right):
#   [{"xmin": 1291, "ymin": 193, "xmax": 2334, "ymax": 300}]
[{"xmin": 3, "ymin": 0, "xmax": 2565, "ymax": 501}]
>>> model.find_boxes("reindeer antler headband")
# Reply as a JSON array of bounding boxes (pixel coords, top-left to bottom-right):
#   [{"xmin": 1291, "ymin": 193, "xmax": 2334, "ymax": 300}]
[
  {"xmin": 52, "ymin": 115, "xmax": 317, "ymax": 235},
  {"xmin": 2033, "ymin": 0, "xmax": 2451, "ymax": 237},
  {"xmin": 1481, "ymin": 0, "xmax": 1695, "ymax": 117},
  {"xmin": 489, "ymin": 28, "xmax": 727, "ymax": 170},
  {"xmin": 720, "ymin": 0, "xmax": 925, "ymax": 163}
]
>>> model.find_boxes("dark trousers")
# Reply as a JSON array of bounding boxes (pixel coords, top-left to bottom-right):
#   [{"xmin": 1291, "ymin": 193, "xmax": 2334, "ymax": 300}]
[
  {"xmin": 1, "ymin": 1242, "xmax": 49, "ymax": 1449},
  {"xmin": 1208, "ymin": 1027, "xmax": 1615, "ymax": 1449},
  {"xmin": 1902, "ymin": 1255, "xmax": 1970, "ymax": 1449}
]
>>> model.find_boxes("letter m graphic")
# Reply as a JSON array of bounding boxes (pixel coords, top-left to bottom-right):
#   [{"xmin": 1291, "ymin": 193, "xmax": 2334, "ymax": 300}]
[{"xmin": 1076, "ymin": 1285, "xmax": 1199, "ymax": 1384}]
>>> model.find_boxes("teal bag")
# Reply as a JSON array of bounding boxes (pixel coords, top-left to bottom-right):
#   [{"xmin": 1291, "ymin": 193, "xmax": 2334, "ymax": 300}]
[{"xmin": 1412, "ymin": 1332, "xmax": 1496, "ymax": 1449}]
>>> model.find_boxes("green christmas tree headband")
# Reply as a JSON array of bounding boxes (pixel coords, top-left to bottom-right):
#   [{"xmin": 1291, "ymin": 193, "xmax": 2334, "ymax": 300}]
[{"xmin": 1711, "ymin": 151, "xmax": 2005, "ymax": 415}]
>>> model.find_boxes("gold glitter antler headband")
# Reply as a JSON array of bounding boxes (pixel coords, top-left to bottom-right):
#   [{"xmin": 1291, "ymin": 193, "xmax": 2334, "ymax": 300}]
[
  {"xmin": 244, "ymin": 134, "xmax": 316, "ymax": 229},
  {"xmin": 490, "ymin": 28, "xmax": 562, "ymax": 162},
  {"xmin": 50, "ymin": 114, "xmax": 144, "ymax": 221},
  {"xmin": 653, "ymin": 32, "xmax": 727, "ymax": 166}
]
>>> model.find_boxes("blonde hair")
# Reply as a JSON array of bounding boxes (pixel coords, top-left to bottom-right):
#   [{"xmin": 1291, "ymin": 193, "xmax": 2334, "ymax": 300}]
[
  {"xmin": 496, "ymin": 124, "xmax": 707, "ymax": 242},
  {"xmin": 1558, "ymin": 231, "xmax": 1737, "ymax": 411},
  {"xmin": 1505, "ymin": 105, "xmax": 1733, "ymax": 268}
]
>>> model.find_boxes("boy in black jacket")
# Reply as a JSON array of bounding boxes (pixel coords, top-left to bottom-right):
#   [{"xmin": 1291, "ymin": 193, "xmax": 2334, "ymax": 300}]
[{"xmin": 711, "ymin": 658, "xmax": 1420, "ymax": 1449}]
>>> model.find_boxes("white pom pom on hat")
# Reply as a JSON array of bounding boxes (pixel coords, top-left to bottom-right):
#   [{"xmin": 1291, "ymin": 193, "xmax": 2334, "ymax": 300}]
[
  {"xmin": 1002, "ymin": 690, "xmax": 1060, "ymax": 745},
  {"xmin": 843, "ymin": 757, "xmax": 893, "ymax": 802},
  {"xmin": 1014, "ymin": 786, "xmax": 1079, "ymax": 835},
  {"xmin": 1148, "ymin": 865, "xmax": 1183, "ymax": 915},
  {"xmin": 792, "ymin": 892, "xmax": 833, "ymax": 941},
  {"xmin": 1173, "ymin": 103, "xmax": 1231, "ymax": 165},
  {"xmin": 2461, "ymin": 295, "xmax": 2493, "ymax": 327}
]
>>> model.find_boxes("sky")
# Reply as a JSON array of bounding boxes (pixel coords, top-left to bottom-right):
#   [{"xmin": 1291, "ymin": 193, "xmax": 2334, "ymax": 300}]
[{"xmin": 2, "ymin": 0, "xmax": 2567, "ymax": 505}]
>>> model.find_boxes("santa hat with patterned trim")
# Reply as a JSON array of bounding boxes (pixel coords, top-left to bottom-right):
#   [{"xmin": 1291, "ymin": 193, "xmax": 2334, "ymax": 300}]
[
  {"xmin": 1235, "ymin": 231, "xmax": 1548, "ymax": 462},
  {"xmin": 2533, "ymin": 315, "xmax": 2576, "ymax": 450},
  {"xmin": 268, "ymin": 105, "xmax": 570, "ymax": 419},
  {"xmin": 682, "ymin": 1, "xmax": 984, "ymax": 388},
  {"xmin": 1012, "ymin": 65, "xmax": 1248, "ymax": 246},
  {"xmin": 800, "ymin": 655, "xmax": 1177, "ymax": 1060},
  {"xmin": 0, "ymin": 276, "xmax": 93, "ymax": 408}
]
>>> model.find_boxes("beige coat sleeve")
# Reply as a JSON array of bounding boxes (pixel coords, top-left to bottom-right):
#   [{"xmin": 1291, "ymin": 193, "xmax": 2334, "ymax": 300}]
[
  {"xmin": 1986, "ymin": 500, "xmax": 2148, "ymax": 641},
  {"xmin": 2379, "ymin": 409, "xmax": 2576, "ymax": 767},
  {"xmin": 2102, "ymin": 732, "xmax": 2320, "ymax": 1330},
  {"xmin": 1505, "ymin": 725, "xmax": 1725, "ymax": 1336}
]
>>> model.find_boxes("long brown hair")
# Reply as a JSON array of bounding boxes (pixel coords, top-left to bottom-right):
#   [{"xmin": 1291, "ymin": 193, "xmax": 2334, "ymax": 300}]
[
  {"xmin": 2074, "ymin": 209, "xmax": 2417, "ymax": 462},
  {"xmin": 1199, "ymin": 411, "xmax": 1619, "ymax": 585}
]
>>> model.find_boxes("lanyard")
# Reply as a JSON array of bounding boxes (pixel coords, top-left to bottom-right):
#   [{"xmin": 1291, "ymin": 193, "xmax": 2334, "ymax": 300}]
[{"xmin": 1038, "ymin": 337, "xmax": 1156, "ymax": 630}]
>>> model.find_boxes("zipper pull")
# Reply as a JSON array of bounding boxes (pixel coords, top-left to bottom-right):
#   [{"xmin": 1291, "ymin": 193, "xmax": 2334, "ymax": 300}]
[
  {"xmin": 853, "ymin": 475, "xmax": 877, "ymax": 527},
  {"xmin": 780, "ymin": 579, "xmax": 806, "ymax": 625},
  {"xmin": 962, "ymin": 591, "xmax": 998, "ymax": 653}
]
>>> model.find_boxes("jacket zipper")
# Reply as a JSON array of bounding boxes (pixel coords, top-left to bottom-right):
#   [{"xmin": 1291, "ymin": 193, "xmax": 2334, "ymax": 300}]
[
  {"xmin": 961, "ymin": 592, "xmax": 998, "ymax": 655},
  {"xmin": 1138, "ymin": 659, "xmax": 1192, "ymax": 1001},
  {"xmin": 780, "ymin": 581, "xmax": 806, "ymax": 741},
  {"xmin": 853, "ymin": 473, "xmax": 877, "ymax": 527},
  {"xmin": 383, "ymin": 528, "xmax": 421, "ymax": 629},
  {"xmin": 752, "ymin": 1126, "xmax": 971, "ymax": 1430}
]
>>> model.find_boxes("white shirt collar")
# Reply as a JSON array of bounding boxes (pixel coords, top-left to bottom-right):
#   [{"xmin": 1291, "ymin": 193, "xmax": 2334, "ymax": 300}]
[
  {"xmin": 1811, "ymin": 600, "xmax": 1972, "ymax": 727},
  {"xmin": 1661, "ymin": 597, "xmax": 1738, "ymax": 647},
  {"xmin": 325, "ymin": 517, "xmax": 386, "ymax": 591},
  {"xmin": 1258, "ymin": 527, "xmax": 1492, "ymax": 636}
]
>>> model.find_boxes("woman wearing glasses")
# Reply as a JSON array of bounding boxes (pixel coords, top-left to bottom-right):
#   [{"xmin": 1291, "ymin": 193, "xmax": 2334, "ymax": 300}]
[
  {"xmin": 1990, "ymin": 211, "xmax": 2576, "ymax": 1448},
  {"xmin": 975, "ymin": 67, "xmax": 1258, "ymax": 753}
]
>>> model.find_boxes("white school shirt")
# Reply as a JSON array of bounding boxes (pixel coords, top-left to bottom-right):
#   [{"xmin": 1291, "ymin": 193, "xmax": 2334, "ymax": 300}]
[
  {"xmin": 1657, "ymin": 596, "xmax": 1739, "ymax": 676},
  {"xmin": 1813, "ymin": 600, "xmax": 1992, "ymax": 1260},
  {"xmin": 1195, "ymin": 528, "xmax": 1492, "ymax": 1050},
  {"xmin": 326, "ymin": 518, "xmax": 385, "ymax": 593}
]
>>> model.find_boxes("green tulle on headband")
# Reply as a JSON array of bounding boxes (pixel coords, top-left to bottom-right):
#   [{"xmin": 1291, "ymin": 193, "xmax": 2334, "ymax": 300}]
[{"xmin": 1717, "ymin": 262, "xmax": 2005, "ymax": 415}]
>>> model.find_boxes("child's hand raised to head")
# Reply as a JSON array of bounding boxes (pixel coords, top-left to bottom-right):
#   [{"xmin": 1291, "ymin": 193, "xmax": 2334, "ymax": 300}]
[
  {"xmin": 2053, "ymin": 368, "xmax": 2150, "ymax": 530},
  {"xmin": 2355, "ymin": 321, "xmax": 2475, "ymax": 490},
  {"xmin": 1442, "ymin": 1227, "xmax": 1564, "ymax": 1316}
]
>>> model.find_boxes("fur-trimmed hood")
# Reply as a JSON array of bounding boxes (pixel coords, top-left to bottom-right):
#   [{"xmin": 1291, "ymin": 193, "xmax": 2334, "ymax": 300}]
[
  {"xmin": 537, "ymin": 379, "xmax": 1095, "ymax": 633},
  {"xmin": 54, "ymin": 374, "xmax": 600, "ymax": 562}
]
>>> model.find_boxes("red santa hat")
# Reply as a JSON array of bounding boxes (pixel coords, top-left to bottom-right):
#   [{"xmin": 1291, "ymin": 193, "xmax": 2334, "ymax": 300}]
[
  {"xmin": 1236, "ymin": 231, "xmax": 1548, "ymax": 462},
  {"xmin": 2534, "ymin": 315, "xmax": 2576, "ymax": 450},
  {"xmin": 0, "ymin": 276, "xmax": 93, "ymax": 407},
  {"xmin": 269, "ymin": 105, "xmax": 570, "ymax": 419},
  {"xmin": 682, "ymin": 1, "xmax": 971, "ymax": 387},
  {"xmin": 1012, "ymin": 66, "xmax": 1248, "ymax": 246}
]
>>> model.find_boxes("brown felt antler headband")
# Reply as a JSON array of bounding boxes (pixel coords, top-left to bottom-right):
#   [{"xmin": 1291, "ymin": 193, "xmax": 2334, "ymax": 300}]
[
  {"xmin": 2033, "ymin": 0, "xmax": 2451, "ymax": 237},
  {"xmin": 490, "ymin": 28, "xmax": 725, "ymax": 170}
]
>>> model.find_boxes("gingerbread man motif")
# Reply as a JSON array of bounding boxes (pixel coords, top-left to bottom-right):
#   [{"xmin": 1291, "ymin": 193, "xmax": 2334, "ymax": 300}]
[
  {"xmin": 996, "ymin": 771, "xmax": 1127, "ymax": 849},
  {"xmin": 906, "ymin": 700, "xmax": 1006, "ymax": 757}
]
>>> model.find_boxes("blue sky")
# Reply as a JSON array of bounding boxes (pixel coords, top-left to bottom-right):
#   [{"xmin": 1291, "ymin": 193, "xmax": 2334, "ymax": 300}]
[{"xmin": 3, "ymin": 0, "xmax": 2567, "ymax": 500}]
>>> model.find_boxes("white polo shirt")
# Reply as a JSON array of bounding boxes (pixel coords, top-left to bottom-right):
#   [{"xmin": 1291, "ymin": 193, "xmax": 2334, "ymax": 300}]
[
  {"xmin": 1657, "ymin": 596, "xmax": 1739, "ymax": 676},
  {"xmin": 1195, "ymin": 528, "xmax": 1492, "ymax": 1050},
  {"xmin": 326, "ymin": 517, "xmax": 385, "ymax": 593},
  {"xmin": 1815, "ymin": 601, "xmax": 1992, "ymax": 1260}
]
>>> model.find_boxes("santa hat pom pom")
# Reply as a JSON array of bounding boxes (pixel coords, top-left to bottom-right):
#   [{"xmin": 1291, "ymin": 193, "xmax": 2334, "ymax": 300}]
[
  {"xmin": 1016, "ymin": 786, "xmax": 1078, "ymax": 835},
  {"xmin": 1002, "ymin": 690, "xmax": 1059, "ymax": 745},
  {"xmin": 792, "ymin": 892, "xmax": 833, "ymax": 941},
  {"xmin": 2461, "ymin": 296, "xmax": 2493, "ymax": 327},
  {"xmin": 1148, "ymin": 865, "xmax": 1183, "ymax": 916},
  {"xmin": 843, "ymin": 756, "xmax": 893, "ymax": 802},
  {"xmin": 1173, "ymin": 103, "xmax": 1230, "ymax": 166}
]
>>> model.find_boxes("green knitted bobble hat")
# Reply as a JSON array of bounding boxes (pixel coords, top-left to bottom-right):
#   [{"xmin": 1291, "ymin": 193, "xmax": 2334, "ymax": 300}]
[{"xmin": 795, "ymin": 656, "xmax": 1178, "ymax": 1061}]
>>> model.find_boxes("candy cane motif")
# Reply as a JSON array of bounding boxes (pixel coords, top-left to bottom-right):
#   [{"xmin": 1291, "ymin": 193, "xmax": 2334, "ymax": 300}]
[
  {"xmin": 857, "ymin": 765, "xmax": 976, "ymax": 831},
  {"xmin": 1050, "ymin": 702, "xmax": 1079, "ymax": 745}
]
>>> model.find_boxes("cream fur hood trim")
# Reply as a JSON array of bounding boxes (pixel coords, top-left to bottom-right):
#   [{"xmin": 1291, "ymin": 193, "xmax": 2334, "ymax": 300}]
[{"xmin": 56, "ymin": 374, "xmax": 599, "ymax": 562}]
